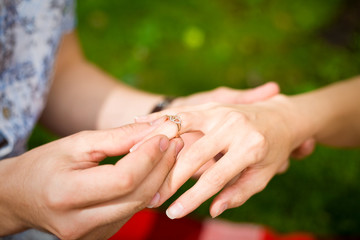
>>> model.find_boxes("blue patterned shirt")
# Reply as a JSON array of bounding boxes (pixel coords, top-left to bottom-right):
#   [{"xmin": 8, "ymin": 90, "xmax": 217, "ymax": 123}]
[{"xmin": 0, "ymin": 0, "xmax": 75, "ymax": 159}]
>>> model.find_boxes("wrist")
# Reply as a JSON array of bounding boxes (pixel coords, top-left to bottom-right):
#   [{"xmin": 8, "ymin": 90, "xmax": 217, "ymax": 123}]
[
  {"xmin": 150, "ymin": 96, "xmax": 177, "ymax": 113},
  {"xmin": 96, "ymin": 87, "xmax": 164, "ymax": 129},
  {"xmin": 268, "ymin": 94, "xmax": 316, "ymax": 150}
]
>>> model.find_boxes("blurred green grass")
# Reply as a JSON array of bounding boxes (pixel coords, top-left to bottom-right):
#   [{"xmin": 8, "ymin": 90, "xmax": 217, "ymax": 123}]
[{"xmin": 29, "ymin": 0, "xmax": 360, "ymax": 237}]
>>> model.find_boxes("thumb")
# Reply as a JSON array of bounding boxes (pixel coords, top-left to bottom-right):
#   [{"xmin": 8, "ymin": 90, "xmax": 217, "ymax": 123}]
[
  {"xmin": 237, "ymin": 82, "xmax": 280, "ymax": 104},
  {"xmin": 67, "ymin": 122, "xmax": 158, "ymax": 161}
]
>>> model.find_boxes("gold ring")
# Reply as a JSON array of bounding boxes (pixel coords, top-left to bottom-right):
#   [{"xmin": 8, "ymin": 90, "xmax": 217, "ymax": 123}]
[{"xmin": 166, "ymin": 115, "xmax": 182, "ymax": 133}]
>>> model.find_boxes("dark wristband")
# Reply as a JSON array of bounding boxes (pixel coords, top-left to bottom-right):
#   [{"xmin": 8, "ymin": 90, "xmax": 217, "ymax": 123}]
[{"xmin": 150, "ymin": 96, "xmax": 176, "ymax": 113}]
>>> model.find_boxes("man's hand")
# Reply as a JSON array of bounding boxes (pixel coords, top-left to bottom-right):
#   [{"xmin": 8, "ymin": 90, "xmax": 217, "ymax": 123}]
[{"xmin": 0, "ymin": 123, "xmax": 183, "ymax": 239}]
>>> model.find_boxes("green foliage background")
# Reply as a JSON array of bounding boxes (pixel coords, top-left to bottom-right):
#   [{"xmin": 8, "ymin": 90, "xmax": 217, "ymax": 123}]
[{"xmin": 29, "ymin": 0, "xmax": 360, "ymax": 237}]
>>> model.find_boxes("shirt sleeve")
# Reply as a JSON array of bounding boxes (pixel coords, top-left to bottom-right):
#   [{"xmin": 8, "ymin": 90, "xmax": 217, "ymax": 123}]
[{"xmin": 62, "ymin": 0, "xmax": 77, "ymax": 34}]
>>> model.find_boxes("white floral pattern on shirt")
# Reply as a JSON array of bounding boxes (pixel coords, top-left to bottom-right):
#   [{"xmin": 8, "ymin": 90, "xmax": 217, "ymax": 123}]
[{"xmin": 0, "ymin": 0, "xmax": 75, "ymax": 158}]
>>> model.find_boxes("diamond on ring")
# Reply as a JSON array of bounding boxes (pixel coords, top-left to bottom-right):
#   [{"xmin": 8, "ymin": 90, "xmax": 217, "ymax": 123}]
[{"xmin": 166, "ymin": 115, "xmax": 182, "ymax": 133}]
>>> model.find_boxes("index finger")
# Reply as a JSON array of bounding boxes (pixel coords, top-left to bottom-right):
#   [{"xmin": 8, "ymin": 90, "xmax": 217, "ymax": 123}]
[
  {"xmin": 153, "ymin": 131, "xmax": 229, "ymax": 208},
  {"xmin": 49, "ymin": 135, "xmax": 171, "ymax": 209},
  {"xmin": 134, "ymin": 103, "xmax": 218, "ymax": 124},
  {"xmin": 130, "ymin": 109, "xmax": 217, "ymax": 152}
]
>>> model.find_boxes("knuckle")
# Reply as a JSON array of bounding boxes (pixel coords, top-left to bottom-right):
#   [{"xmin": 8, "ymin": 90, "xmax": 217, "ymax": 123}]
[
  {"xmin": 201, "ymin": 171, "xmax": 226, "ymax": 189},
  {"xmin": 251, "ymin": 131, "xmax": 267, "ymax": 148},
  {"xmin": 116, "ymin": 173, "xmax": 135, "ymax": 193},
  {"xmin": 230, "ymin": 193, "xmax": 247, "ymax": 207},
  {"xmin": 44, "ymin": 188, "xmax": 72, "ymax": 211},
  {"xmin": 225, "ymin": 111, "xmax": 247, "ymax": 125},
  {"xmin": 247, "ymin": 131, "xmax": 268, "ymax": 161}
]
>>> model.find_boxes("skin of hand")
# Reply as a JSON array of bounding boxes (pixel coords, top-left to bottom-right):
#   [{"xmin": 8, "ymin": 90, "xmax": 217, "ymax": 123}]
[
  {"xmin": 133, "ymin": 77, "xmax": 360, "ymax": 220},
  {"xmin": 170, "ymin": 82, "xmax": 281, "ymax": 107},
  {"xmin": 133, "ymin": 95, "xmax": 319, "ymax": 219},
  {"xmin": 135, "ymin": 83, "xmax": 313, "ymax": 179},
  {"xmin": 168, "ymin": 83, "xmax": 314, "ymax": 176},
  {"xmin": 168, "ymin": 82, "xmax": 284, "ymax": 176},
  {"xmin": 0, "ymin": 123, "xmax": 183, "ymax": 239}
]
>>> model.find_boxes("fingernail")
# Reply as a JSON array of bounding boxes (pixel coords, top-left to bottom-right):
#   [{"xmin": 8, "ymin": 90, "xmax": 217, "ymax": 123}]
[
  {"xmin": 129, "ymin": 143, "xmax": 140, "ymax": 153},
  {"xmin": 166, "ymin": 202, "xmax": 184, "ymax": 219},
  {"xmin": 160, "ymin": 137, "xmax": 169, "ymax": 152},
  {"xmin": 147, "ymin": 192, "xmax": 160, "ymax": 208},
  {"xmin": 213, "ymin": 203, "xmax": 227, "ymax": 218}
]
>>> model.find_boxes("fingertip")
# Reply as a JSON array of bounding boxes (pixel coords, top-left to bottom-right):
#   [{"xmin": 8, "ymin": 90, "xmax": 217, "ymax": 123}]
[
  {"xmin": 210, "ymin": 198, "xmax": 229, "ymax": 218},
  {"xmin": 304, "ymin": 138, "xmax": 316, "ymax": 149},
  {"xmin": 240, "ymin": 82, "xmax": 280, "ymax": 103},
  {"xmin": 152, "ymin": 195, "xmax": 167, "ymax": 208},
  {"xmin": 255, "ymin": 81, "xmax": 280, "ymax": 96},
  {"xmin": 212, "ymin": 202, "xmax": 228, "ymax": 218},
  {"xmin": 263, "ymin": 81, "xmax": 280, "ymax": 93},
  {"xmin": 166, "ymin": 202, "xmax": 184, "ymax": 219},
  {"xmin": 291, "ymin": 138, "xmax": 316, "ymax": 159},
  {"xmin": 159, "ymin": 136, "xmax": 170, "ymax": 152},
  {"xmin": 171, "ymin": 137, "xmax": 184, "ymax": 155}
]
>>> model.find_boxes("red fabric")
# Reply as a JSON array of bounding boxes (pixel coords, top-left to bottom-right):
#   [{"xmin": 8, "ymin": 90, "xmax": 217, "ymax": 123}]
[
  {"xmin": 109, "ymin": 209, "xmax": 202, "ymax": 240},
  {"xmin": 263, "ymin": 228, "xmax": 316, "ymax": 240},
  {"xmin": 109, "ymin": 209, "xmax": 157, "ymax": 240},
  {"xmin": 109, "ymin": 209, "xmax": 316, "ymax": 240},
  {"xmin": 147, "ymin": 210, "xmax": 202, "ymax": 240}
]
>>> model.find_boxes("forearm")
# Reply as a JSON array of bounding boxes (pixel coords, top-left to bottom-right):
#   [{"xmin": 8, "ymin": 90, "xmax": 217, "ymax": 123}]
[
  {"xmin": 95, "ymin": 74, "xmax": 163, "ymax": 130},
  {"xmin": 40, "ymin": 32, "xmax": 162, "ymax": 136},
  {"xmin": 290, "ymin": 76, "xmax": 360, "ymax": 148},
  {"xmin": 0, "ymin": 158, "xmax": 28, "ymax": 235},
  {"xmin": 41, "ymin": 61, "xmax": 162, "ymax": 135}
]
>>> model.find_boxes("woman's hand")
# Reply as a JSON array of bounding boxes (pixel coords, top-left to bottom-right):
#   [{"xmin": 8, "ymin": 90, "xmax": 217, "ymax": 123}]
[
  {"xmin": 134, "ymin": 95, "xmax": 312, "ymax": 219},
  {"xmin": 0, "ymin": 123, "xmax": 183, "ymax": 239},
  {"xmin": 169, "ymin": 82, "xmax": 280, "ymax": 107},
  {"xmin": 165, "ymin": 82, "xmax": 285, "ymax": 177},
  {"xmin": 148, "ymin": 82, "xmax": 312, "ymax": 178}
]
